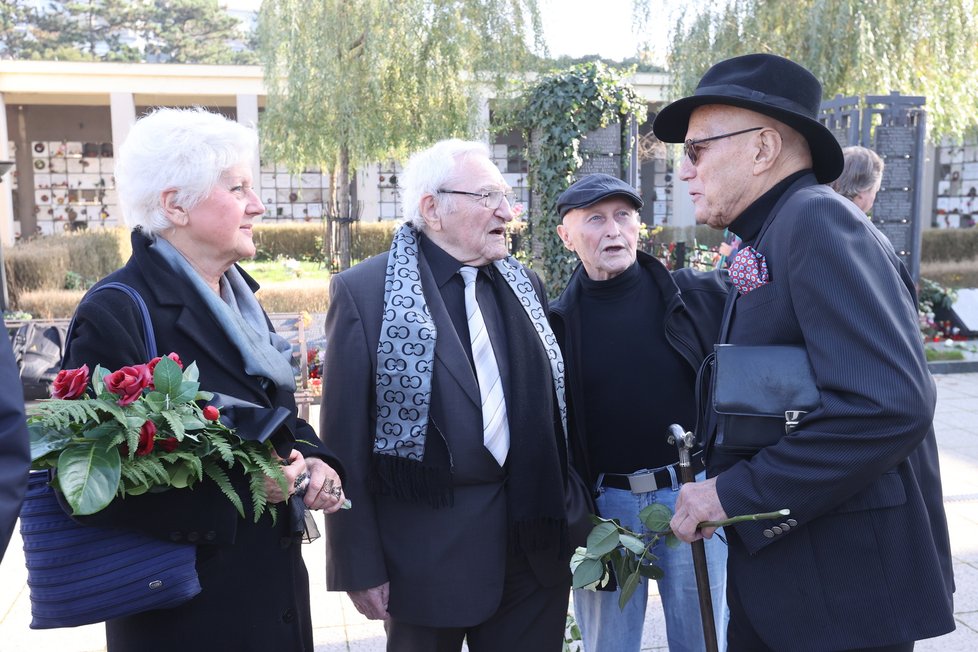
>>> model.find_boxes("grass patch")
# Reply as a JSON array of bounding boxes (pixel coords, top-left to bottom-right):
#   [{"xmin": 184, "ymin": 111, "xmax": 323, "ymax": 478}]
[
  {"xmin": 239, "ymin": 259, "xmax": 330, "ymax": 283},
  {"xmin": 925, "ymin": 348, "xmax": 966, "ymax": 362}
]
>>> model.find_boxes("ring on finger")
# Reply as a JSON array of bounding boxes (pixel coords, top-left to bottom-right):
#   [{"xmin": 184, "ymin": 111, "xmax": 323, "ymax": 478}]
[{"xmin": 329, "ymin": 485, "xmax": 343, "ymax": 499}]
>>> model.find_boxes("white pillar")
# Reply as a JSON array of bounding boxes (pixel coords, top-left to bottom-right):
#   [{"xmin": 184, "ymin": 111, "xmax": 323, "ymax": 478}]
[
  {"xmin": 236, "ymin": 94, "xmax": 261, "ymax": 200},
  {"xmin": 671, "ymin": 176, "xmax": 696, "ymax": 227},
  {"xmin": 110, "ymin": 92, "xmax": 136, "ymax": 151},
  {"xmin": 0, "ymin": 93, "xmax": 14, "ymax": 246}
]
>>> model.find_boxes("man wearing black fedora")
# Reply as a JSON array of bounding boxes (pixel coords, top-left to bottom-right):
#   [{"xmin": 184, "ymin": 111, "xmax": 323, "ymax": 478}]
[{"xmin": 654, "ymin": 53, "xmax": 954, "ymax": 651}]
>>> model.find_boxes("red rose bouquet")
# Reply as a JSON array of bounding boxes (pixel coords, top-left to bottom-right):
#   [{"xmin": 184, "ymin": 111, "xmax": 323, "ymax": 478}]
[{"xmin": 28, "ymin": 354, "xmax": 286, "ymax": 522}]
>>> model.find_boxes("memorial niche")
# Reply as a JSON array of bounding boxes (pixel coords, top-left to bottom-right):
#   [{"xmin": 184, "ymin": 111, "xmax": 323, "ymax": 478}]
[{"xmin": 821, "ymin": 92, "xmax": 925, "ymax": 280}]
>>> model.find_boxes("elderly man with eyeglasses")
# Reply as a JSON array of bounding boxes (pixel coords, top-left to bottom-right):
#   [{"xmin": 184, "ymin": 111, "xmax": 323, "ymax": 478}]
[
  {"xmin": 654, "ymin": 54, "xmax": 954, "ymax": 652},
  {"xmin": 321, "ymin": 138, "xmax": 579, "ymax": 651}
]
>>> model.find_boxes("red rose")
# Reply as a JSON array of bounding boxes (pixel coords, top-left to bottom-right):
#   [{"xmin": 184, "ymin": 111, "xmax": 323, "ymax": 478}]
[
  {"xmin": 51, "ymin": 364, "xmax": 89, "ymax": 400},
  {"xmin": 136, "ymin": 420, "xmax": 156, "ymax": 456},
  {"xmin": 147, "ymin": 352, "xmax": 183, "ymax": 374},
  {"xmin": 158, "ymin": 437, "xmax": 179, "ymax": 453},
  {"xmin": 202, "ymin": 405, "xmax": 220, "ymax": 421},
  {"xmin": 104, "ymin": 364, "xmax": 153, "ymax": 406}
]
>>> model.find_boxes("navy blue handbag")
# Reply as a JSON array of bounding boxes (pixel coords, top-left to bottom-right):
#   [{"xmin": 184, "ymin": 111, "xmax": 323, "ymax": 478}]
[
  {"xmin": 20, "ymin": 282, "xmax": 201, "ymax": 629},
  {"xmin": 20, "ymin": 471, "xmax": 201, "ymax": 629}
]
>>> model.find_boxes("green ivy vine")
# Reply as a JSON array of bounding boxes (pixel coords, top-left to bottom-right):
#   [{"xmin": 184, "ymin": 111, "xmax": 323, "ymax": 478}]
[{"xmin": 515, "ymin": 61, "xmax": 648, "ymax": 296}]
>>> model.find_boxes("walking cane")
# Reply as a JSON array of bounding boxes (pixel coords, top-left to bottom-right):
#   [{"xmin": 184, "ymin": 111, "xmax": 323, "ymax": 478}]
[{"xmin": 668, "ymin": 423, "xmax": 719, "ymax": 652}]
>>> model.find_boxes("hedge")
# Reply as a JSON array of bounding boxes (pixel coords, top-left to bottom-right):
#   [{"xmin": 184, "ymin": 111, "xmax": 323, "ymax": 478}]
[
  {"xmin": 920, "ymin": 229, "xmax": 978, "ymax": 263},
  {"xmin": 4, "ymin": 229, "xmax": 129, "ymax": 299},
  {"xmin": 253, "ymin": 223, "xmax": 324, "ymax": 262}
]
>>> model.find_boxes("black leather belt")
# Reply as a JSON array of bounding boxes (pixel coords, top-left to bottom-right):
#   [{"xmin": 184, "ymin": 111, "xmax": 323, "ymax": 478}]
[{"xmin": 600, "ymin": 452, "xmax": 706, "ymax": 493}]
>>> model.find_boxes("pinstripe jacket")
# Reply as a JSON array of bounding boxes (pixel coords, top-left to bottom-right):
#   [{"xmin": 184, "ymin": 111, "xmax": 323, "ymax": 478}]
[{"xmin": 711, "ymin": 173, "xmax": 955, "ymax": 649}]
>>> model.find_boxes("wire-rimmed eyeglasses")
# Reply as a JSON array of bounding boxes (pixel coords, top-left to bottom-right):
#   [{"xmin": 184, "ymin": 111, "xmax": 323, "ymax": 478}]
[
  {"xmin": 683, "ymin": 127, "xmax": 763, "ymax": 165},
  {"xmin": 437, "ymin": 188, "xmax": 517, "ymax": 210}
]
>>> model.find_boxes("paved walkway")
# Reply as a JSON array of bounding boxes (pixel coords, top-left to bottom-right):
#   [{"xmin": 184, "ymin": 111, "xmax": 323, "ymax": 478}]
[{"xmin": 3, "ymin": 373, "xmax": 978, "ymax": 651}]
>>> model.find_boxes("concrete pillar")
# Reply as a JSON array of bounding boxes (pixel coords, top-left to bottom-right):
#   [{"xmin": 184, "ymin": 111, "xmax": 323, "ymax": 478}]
[
  {"xmin": 0, "ymin": 93, "xmax": 14, "ymax": 246},
  {"xmin": 671, "ymin": 176, "xmax": 696, "ymax": 227},
  {"xmin": 236, "ymin": 94, "xmax": 261, "ymax": 200},
  {"xmin": 109, "ymin": 92, "xmax": 136, "ymax": 152}
]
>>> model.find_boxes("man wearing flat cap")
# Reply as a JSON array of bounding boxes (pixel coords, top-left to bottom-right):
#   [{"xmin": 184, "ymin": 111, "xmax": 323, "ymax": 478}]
[
  {"xmin": 550, "ymin": 173, "xmax": 729, "ymax": 651},
  {"xmin": 654, "ymin": 53, "xmax": 954, "ymax": 650}
]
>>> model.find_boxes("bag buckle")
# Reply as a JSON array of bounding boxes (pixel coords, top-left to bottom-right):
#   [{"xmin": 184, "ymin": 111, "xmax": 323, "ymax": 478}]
[{"xmin": 784, "ymin": 410, "xmax": 807, "ymax": 434}]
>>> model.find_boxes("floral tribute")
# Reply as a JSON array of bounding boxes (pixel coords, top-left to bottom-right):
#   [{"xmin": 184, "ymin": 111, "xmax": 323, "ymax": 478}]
[{"xmin": 29, "ymin": 355, "xmax": 285, "ymax": 522}]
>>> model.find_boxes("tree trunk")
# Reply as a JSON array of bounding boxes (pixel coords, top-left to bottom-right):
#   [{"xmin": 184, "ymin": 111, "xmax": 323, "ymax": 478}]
[
  {"xmin": 323, "ymin": 165, "xmax": 335, "ymax": 269},
  {"xmin": 337, "ymin": 143, "xmax": 352, "ymax": 270}
]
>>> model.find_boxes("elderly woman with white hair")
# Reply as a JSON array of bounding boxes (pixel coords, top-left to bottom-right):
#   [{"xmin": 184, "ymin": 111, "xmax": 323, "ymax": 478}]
[{"xmin": 62, "ymin": 107, "xmax": 345, "ymax": 651}]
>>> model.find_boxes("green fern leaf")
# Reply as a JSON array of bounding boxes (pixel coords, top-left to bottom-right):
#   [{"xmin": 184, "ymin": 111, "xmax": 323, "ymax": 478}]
[{"xmin": 203, "ymin": 462, "xmax": 244, "ymax": 518}]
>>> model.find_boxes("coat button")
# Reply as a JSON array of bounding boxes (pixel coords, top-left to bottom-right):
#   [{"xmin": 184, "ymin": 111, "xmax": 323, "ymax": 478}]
[
  {"xmin": 282, "ymin": 608, "xmax": 295, "ymax": 623},
  {"xmin": 169, "ymin": 531, "xmax": 183, "ymax": 542},
  {"xmin": 204, "ymin": 531, "xmax": 216, "ymax": 542},
  {"xmin": 772, "ymin": 526, "xmax": 783, "ymax": 535},
  {"xmin": 763, "ymin": 529, "xmax": 774, "ymax": 538},
  {"xmin": 186, "ymin": 531, "xmax": 200, "ymax": 543},
  {"xmin": 779, "ymin": 522, "xmax": 791, "ymax": 532},
  {"xmin": 787, "ymin": 519, "xmax": 798, "ymax": 527}
]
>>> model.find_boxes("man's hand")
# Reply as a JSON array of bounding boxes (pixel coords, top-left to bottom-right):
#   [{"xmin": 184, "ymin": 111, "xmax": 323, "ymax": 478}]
[
  {"xmin": 348, "ymin": 583, "xmax": 390, "ymax": 620},
  {"xmin": 670, "ymin": 476, "xmax": 728, "ymax": 543}
]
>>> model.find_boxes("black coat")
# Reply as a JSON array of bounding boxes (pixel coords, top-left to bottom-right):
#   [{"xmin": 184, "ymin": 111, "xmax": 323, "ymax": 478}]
[
  {"xmin": 713, "ymin": 175, "xmax": 955, "ymax": 649},
  {"xmin": 549, "ymin": 252, "xmax": 729, "ymax": 488},
  {"xmin": 0, "ymin": 320, "xmax": 30, "ymax": 561},
  {"xmin": 62, "ymin": 231, "xmax": 338, "ymax": 652}
]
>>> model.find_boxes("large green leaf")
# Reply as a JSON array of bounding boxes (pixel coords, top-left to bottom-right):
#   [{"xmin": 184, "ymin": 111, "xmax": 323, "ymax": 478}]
[
  {"xmin": 638, "ymin": 563, "xmax": 665, "ymax": 580},
  {"xmin": 571, "ymin": 557, "xmax": 606, "ymax": 590},
  {"xmin": 28, "ymin": 423, "xmax": 72, "ymax": 462},
  {"xmin": 639, "ymin": 503, "xmax": 673, "ymax": 532},
  {"xmin": 619, "ymin": 533, "xmax": 647, "ymax": 555},
  {"xmin": 169, "ymin": 381, "xmax": 200, "ymax": 404},
  {"xmin": 57, "ymin": 443, "xmax": 122, "ymax": 515},
  {"xmin": 585, "ymin": 521, "xmax": 621, "ymax": 557},
  {"xmin": 183, "ymin": 361, "xmax": 200, "ymax": 383},
  {"xmin": 153, "ymin": 356, "xmax": 183, "ymax": 395},
  {"xmin": 618, "ymin": 569, "xmax": 642, "ymax": 610}
]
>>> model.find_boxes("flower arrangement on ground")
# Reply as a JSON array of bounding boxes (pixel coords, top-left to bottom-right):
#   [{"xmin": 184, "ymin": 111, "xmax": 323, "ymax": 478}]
[{"xmin": 28, "ymin": 354, "xmax": 286, "ymax": 522}]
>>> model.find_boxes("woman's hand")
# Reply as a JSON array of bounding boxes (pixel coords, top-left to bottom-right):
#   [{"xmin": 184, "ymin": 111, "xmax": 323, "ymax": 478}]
[
  {"xmin": 304, "ymin": 456, "xmax": 346, "ymax": 514},
  {"xmin": 266, "ymin": 449, "xmax": 308, "ymax": 504}
]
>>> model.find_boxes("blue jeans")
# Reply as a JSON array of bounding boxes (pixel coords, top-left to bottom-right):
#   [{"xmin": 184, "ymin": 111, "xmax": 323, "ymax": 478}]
[{"xmin": 573, "ymin": 471, "xmax": 729, "ymax": 652}]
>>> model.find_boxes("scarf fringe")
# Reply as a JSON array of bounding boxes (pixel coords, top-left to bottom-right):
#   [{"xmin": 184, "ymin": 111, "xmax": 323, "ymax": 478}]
[{"xmin": 370, "ymin": 454, "xmax": 454, "ymax": 508}]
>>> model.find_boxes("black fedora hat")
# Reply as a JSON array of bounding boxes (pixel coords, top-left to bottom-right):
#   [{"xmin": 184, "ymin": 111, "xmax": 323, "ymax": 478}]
[{"xmin": 652, "ymin": 53, "xmax": 844, "ymax": 183}]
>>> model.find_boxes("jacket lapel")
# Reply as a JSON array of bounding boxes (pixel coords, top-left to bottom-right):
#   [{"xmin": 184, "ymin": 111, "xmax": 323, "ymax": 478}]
[{"xmin": 416, "ymin": 249, "xmax": 480, "ymax": 407}]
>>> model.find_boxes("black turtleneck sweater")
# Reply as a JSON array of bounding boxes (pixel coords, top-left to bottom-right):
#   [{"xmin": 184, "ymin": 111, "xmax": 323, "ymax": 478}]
[{"xmin": 578, "ymin": 261, "xmax": 696, "ymax": 474}]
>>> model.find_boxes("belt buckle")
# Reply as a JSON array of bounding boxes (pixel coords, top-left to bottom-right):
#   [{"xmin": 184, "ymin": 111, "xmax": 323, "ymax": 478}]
[{"xmin": 627, "ymin": 470, "xmax": 659, "ymax": 494}]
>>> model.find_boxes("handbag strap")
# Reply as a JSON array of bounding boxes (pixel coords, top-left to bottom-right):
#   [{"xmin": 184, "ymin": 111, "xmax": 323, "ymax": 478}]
[{"xmin": 65, "ymin": 282, "xmax": 158, "ymax": 362}]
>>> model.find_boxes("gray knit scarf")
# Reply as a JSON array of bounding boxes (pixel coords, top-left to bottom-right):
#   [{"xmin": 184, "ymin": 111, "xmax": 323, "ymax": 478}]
[
  {"xmin": 152, "ymin": 236, "xmax": 296, "ymax": 393},
  {"xmin": 374, "ymin": 223, "xmax": 567, "ymax": 462}
]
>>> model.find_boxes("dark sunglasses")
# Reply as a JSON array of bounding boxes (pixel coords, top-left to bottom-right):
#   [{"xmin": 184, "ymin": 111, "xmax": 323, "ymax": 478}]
[{"xmin": 683, "ymin": 127, "xmax": 763, "ymax": 165}]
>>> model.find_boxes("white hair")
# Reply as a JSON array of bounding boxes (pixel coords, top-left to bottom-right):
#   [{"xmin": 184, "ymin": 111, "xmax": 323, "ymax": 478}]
[
  {"xmin": 400, "ymin": 139, "xmax": 492, "ymax": 230},
  {"xmin": 115, "ymin": 107, "xmax": 258, "ymax": 236}
]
